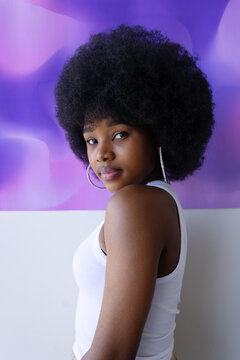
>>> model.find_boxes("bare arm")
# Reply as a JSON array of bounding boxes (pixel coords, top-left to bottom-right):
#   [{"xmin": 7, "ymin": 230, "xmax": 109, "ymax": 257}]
[{"xmin": 81, "ymin": 184, "xmax": 169, "ymax": 360}]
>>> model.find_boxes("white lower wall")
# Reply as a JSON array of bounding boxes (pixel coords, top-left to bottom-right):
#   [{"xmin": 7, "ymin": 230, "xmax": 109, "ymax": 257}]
[
  {"xmin": 175, "ymin": 209, "xmax": 240, "ymax": 360},
  {"xmin": 0, "ymin": 209, "xmax": 239, "ymax": 360}
]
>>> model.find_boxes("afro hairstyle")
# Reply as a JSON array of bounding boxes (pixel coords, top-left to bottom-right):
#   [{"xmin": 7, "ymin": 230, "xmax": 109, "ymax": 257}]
[{"xmin": 54, "ymin": 24, "xmax": 215, "ymax": 181}]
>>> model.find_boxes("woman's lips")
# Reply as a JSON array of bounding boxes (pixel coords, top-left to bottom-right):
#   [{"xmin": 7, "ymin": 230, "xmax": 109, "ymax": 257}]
[{"xmin": 100, "ymin": 169, "xmax": 122, "ymax": 181}]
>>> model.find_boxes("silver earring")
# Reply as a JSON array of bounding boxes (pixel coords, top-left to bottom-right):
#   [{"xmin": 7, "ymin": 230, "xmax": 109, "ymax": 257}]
[
  {"xmin": 87, "ymin": 164, "xmax": 106, "ymax": 189},
  {"xmin": 159, "ymin": 146, "xmax": 168, "ymax": 183}
]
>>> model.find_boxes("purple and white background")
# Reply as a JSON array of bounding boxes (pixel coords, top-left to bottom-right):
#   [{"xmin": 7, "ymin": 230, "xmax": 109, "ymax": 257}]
[
  {"xmin": 1, "ymin": 0, "xmax": 239, "ymax": 210},
  {"xmin": 1, "ymin": 3, "xmax": 240, "ymax": 360}
]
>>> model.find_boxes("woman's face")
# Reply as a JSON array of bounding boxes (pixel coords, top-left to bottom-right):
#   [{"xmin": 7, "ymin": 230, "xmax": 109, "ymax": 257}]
[{"xmin": 83, "ymin": 117, "xmax": 162, "ymax": 193}]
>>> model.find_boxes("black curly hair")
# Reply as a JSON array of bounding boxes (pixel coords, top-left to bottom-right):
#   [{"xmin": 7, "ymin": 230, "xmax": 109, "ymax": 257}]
[{"xmin": 54, "ymin": 24, "xmax": 215, "ymax": 181}]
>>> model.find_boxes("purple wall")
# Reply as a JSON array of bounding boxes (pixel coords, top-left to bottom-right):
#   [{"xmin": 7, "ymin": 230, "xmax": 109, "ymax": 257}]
[{"xmin": 0, "ymin": 0, "xmax": 239, "ymax": 210}]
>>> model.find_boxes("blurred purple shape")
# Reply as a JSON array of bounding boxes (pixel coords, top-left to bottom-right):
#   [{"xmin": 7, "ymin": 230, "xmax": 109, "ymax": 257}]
[
  {"xmin": 204, "ymin": 0, "xmax": 240, "ymax": 86},
  {"xmin": 0, "ymin": 0, "xmax": 239, "ymax": 209},
  {"xmin": 0, "ymin": 0, "xmax": 89, "ymax": 75},
  {"xmin": 0, "ymin": 138, "xmax": 26, "ymax": 188},
  {"xmin": 129, "ymin": 0, "xmax": 192, "ymax": 53}
]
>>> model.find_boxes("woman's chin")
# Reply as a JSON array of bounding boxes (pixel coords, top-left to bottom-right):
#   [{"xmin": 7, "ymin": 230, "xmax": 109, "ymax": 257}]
[{"xmin": 104, "ymin": 183, "xmax": 120, "ymax": 193}]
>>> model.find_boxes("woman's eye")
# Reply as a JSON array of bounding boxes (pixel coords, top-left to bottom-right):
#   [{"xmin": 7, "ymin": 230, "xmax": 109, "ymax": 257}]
[
  {"xmin": 114, "ymin": 131, "xmax": 128, "ymax": 140},
  {"xmin": 86, "ymin": 132, "xmax": 127, "ymax": 145},
  {"xmin": 86, "ymin": 138, "xmax": 96, "ymax": 145}
]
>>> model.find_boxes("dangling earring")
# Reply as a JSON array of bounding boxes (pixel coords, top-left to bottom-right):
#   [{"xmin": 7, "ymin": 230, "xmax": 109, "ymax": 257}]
[
  {"xmin": 87, "ymin": 164, "xmax": 106, "ymax": 189},
  {"xmin": 159, "ymin": 146, "xmax": 168, "ymax": 183}
]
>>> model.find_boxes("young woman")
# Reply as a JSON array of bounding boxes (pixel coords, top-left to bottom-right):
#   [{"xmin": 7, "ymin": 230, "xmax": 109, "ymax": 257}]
[{"xmin": 54, "ymin": 24, "xmax": 215, "ymax": 360}]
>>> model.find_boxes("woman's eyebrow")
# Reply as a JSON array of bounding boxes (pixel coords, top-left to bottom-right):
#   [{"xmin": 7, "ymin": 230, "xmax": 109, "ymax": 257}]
[{"xmin": 83, "ymin": 119, "xmax": 125, "ymax": 134}]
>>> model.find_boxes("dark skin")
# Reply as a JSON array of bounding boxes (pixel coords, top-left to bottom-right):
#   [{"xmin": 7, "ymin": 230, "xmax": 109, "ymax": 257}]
[
  {"xmin": 83, "ymin": 117, "xmax": 163, "ymax": 192},
  {"xmin": 82, "ymin": 118, "xmax": 180, "ymax": 360}
]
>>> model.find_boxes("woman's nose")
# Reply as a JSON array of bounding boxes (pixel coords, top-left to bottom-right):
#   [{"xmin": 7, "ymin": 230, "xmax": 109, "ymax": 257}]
[{"xmin": 96, "ymin": 145, "xmax": 115, "ymax": 162}]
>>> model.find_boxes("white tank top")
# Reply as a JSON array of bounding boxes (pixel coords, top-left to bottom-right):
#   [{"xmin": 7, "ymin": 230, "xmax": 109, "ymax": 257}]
[{"xmin": 72, "ymin": 180, "xmax": 187, "ymax": 360}]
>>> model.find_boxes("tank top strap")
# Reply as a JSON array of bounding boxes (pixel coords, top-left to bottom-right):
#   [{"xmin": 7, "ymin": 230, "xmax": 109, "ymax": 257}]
[{"xmin": 145, "ymin": 179, "xmax": 187, "ymax": 282}]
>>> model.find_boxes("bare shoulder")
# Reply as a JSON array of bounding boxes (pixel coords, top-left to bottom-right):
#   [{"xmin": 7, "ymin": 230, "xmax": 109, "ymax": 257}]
[
  {"xmin": 107, "ymin": 183, "xmax": 176, "ymax": 227},
  {"xmin": 109, "ymin": 182, "xmax": 175, "ymax": 206},
  {"xmin": 105, "ymin": 183, "xmax": 176, "ymax": 253}
]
